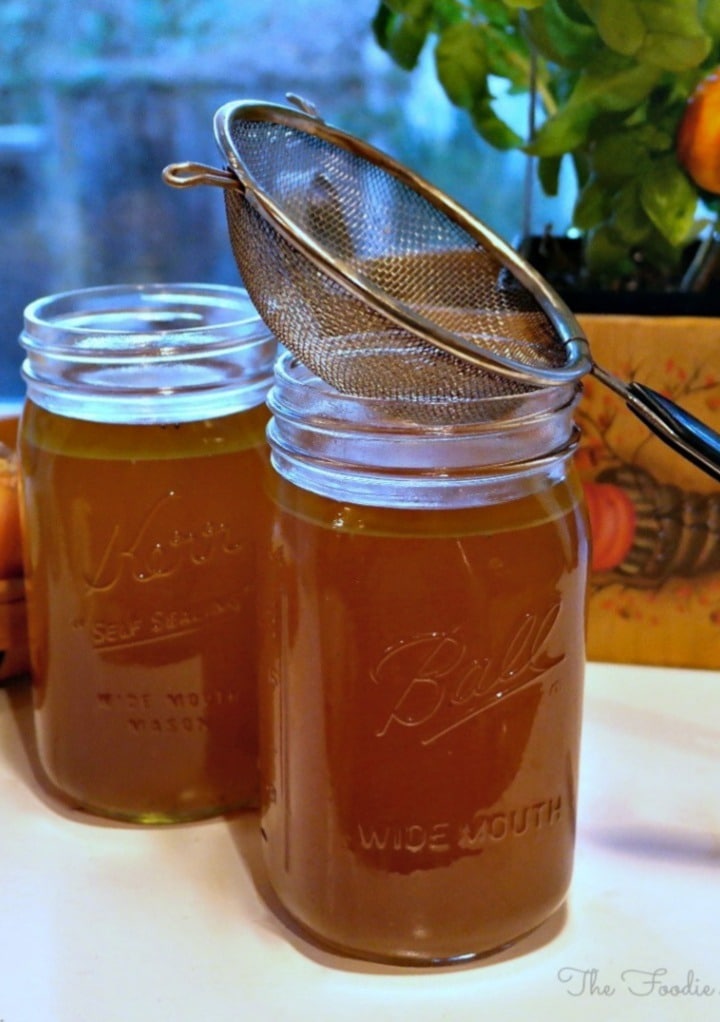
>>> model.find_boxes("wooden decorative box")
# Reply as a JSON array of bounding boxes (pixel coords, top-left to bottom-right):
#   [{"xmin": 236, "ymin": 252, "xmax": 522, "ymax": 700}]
[{"xmin": 576, "ymin": 314, "xmax": 720, "ymax": 669}]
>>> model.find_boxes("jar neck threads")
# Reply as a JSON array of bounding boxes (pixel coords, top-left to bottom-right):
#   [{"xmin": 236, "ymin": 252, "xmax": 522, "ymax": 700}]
[{"xmin": 267, "ymin": 353, "xmax": 581, "ymax": 509}]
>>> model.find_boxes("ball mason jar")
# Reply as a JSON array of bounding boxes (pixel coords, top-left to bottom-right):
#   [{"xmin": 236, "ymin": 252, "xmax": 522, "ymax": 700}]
[
  {"xmin": 18, "ymin": 283, "xmax": 277, "ymax": 823},
  {"xmin": 259, "ymin": 352, "xmax": 590, "ymax": 965}
]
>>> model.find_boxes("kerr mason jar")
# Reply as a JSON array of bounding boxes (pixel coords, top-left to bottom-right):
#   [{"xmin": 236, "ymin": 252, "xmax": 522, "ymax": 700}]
[
  {"xmin": 18, "ymin": 283, "xmax": 277, "ymax": 823},
  {"xmin": 259, "ymin": 352, "xmax": 589, "ymax": 965}
]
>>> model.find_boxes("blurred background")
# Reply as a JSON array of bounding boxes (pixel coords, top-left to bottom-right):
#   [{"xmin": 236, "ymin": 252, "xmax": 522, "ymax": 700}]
[{"xmin": 0, "ymin": 0, "xmax": 573, "ymax": 398}]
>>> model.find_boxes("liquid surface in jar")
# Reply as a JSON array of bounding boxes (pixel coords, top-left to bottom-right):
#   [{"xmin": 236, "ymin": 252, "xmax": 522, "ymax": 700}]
[
  {"xmin": 19, "ymin": 400, "xmax": 269, "ymax": 823},
  {"xmin": 259, "ymin": 472, "xmax": 588, "ymax": 964}
]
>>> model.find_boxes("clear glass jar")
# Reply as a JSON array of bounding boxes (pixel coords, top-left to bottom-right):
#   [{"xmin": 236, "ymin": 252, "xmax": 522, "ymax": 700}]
[
  {"xmin": 18, "ymin": 283, "xmax": 277, "ymax": 823},
  {"xmin": 259, "ymin": 353, "xmax": 589, "ymax": 965}
]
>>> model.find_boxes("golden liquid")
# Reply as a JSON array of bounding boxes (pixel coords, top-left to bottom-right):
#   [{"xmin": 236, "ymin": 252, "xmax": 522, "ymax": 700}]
[
  {"xmin": 19, "ymin": 400, "xmax": 270, "ymax": 823},
  {"xmin": 259, "ymin": 471, "xmax": 588, "ymax": 964}
]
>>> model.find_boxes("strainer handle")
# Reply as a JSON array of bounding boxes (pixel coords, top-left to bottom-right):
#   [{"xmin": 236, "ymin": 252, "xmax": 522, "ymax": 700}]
[
  {"xmin": 162, "ymin": 162, "xmax": 241, "ymax": 190},
  {"xmin": 594, "ymin": 366, "xmax": 720, "ymax": 482}
]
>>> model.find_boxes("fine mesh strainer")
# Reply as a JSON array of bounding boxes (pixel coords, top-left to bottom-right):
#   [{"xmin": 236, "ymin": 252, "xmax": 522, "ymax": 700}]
[{"xmin": 163, "ymin": 95, "xmax": 720, "ymax": 481}]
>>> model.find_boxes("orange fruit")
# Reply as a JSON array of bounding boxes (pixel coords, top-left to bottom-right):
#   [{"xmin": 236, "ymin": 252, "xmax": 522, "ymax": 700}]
[
  {"xmin": 677, "ymin": 69, "xmax": 720, "ymax": 194},
  {"xmin": 0, "ymin": 449, "xmax": 23, "ymax": 579}
]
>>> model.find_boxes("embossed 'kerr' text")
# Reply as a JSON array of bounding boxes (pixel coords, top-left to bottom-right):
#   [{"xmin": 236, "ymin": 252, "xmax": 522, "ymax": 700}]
[{"xmin": 83, "ymin": 490, "xmax": 245, "ymax": 593}]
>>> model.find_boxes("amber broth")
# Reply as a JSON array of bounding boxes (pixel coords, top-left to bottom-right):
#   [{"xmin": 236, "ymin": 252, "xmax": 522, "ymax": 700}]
[
  {"xmin": 20, "ymin": 400, "xmax": 269, "ymax": 822},
  {"xmin": 259, "ymin": 471, "xmax": 588, "ymax": 963}
]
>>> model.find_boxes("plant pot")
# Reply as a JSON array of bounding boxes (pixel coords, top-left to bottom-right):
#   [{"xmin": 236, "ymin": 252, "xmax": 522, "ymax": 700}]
[
  {"xmin": 521, "ymin": 234, "xmax": 720, "ymax": 316},
  {"xmin": 575, "ymin": 314, "xmax": 720, "ymax": 669}
]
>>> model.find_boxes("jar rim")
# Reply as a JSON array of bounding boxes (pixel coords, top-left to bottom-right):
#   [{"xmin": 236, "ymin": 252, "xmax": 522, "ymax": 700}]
[
  {"xmin": 270, "ymin": 352, "xmax": 580, "ymax": 433},
  {"xmin": 22, "ymin": 282, "xmax": 272, "ymax": 357},
  {"xmin": 20, "ymin": 283, "xmax": 278, "ymax": 424}
]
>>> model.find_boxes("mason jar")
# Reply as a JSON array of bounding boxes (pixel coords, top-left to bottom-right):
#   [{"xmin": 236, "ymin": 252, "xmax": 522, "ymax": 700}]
[
  {"xmin": 258, "ymin": 352, "xmax": 589, "ymax": 965},
  {"xmin": 18, "ymin": 283, "xmax": 277, "ymax": 823}
]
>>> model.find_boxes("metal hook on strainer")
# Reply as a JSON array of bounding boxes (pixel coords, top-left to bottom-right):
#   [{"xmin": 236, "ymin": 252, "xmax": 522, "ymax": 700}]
[{"xmin": 163, "ymin": 95, "xmax": 720, "ymax": 482}]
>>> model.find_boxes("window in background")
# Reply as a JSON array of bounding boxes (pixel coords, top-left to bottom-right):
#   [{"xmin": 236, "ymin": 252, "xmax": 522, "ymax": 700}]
[{"xmin": 0, "ymin": 0, "xmax": 573, "ymax": 398}]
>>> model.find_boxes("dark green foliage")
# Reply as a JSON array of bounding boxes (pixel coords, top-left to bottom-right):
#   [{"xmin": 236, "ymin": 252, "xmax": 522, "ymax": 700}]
[{"xmin": 372, "ymin": 0, "xmax": 720, "ymax": 288}]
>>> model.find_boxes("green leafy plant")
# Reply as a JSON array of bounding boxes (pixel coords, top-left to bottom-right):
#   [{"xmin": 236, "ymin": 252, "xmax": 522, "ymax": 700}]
[{"xmin": 372, "ymin": 0, "xmax": 720, "ymax": 292}]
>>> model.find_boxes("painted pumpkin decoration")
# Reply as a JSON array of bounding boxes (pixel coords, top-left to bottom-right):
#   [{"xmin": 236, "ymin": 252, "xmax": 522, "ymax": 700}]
[
  {"xmin": 582, "ymin": 480, "xmax": 637, "ymax": 573},
  {"xmin": 583, "ymin": 465, "xmax": 720, "ymax": 587}
]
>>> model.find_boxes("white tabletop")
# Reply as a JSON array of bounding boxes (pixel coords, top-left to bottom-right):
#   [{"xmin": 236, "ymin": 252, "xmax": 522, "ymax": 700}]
[{"xmin": 1, "ymin": 661, "xmax": 718, "ymax": 1022}]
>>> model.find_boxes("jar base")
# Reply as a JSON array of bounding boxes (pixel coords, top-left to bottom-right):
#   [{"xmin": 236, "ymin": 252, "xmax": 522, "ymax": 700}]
[
  {"xmin": 265, "ymin": 885, "xmax": 567, "ymax": 968},
  {"xmin": 66, "ymin": 800, "xmax": 256, "ymax": 826},
  {"xmin": 35, "ymin": 768, "xmax": 258, "ymax": 825}
]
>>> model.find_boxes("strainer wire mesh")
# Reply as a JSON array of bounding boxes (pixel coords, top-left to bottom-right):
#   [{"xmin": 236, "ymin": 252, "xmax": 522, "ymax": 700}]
[{"xmin": 216, "ymin": 106, "xmax": 587, "ymax": 420}]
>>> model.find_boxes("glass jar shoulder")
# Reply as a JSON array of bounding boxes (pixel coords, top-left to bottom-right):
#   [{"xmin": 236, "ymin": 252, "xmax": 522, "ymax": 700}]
[
  {"xmin": 270, "ymin": 466, "xmax": 586, "ymax": 540},
  {"xmin": 20, "ymin": 400, "xmax": 269, "ymax": 461}
]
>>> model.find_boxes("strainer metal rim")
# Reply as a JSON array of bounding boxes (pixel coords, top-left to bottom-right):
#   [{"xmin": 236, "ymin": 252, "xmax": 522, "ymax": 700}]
[{"xmin": 212, "ymin": 98, "xmax": 593, "ymax": 389}]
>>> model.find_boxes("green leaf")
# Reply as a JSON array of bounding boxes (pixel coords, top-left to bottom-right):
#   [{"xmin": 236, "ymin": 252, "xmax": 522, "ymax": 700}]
[
  {"xmin": 435, "ymin": 22, "xmax": 488, "ymax": 108},
  {"xmin": 528, "ymin": 102, "xmax": 594, "ymax": 155},
  {"xmin": 371, "ymin": 0, "xmax": 432, "ymax": 70},
  {"xmin": 668, "ymin": 71, "xmax": 705, "ymax": 105},
  {"xmin": 573, "ymin": 176, "xmax": 610, "ymax": 229},
  {"xmin": 633, "ymin": 122, "xmax": 674, "ymax": 153},
  {"xmin": 372, "ymin": 2, "xmax": 393, "ymax": 47},
  {"xmin": 469, "ymin": 0, "xmax": 517, "ymax": 26},
  {"xmin": 470, "ymin": 95, "xmax": 525, "ymax": 148},
  {"xmin": 525, "ymin": 0, "xmax": 599, "ymax": 68},
  {"xmin": 537, "ymin": 154, "xmax": 563, "ymax": 195},
  {"xmin": 389, "ymin": 24, "xmax": 428, "ymax": 69},
  {"xmin": 484, "ymin": 23, "xmax": 533, "ymax": 88},
  {"xmin": 557, "ymin": 0, "xmax": 593, "ymax": 22},
  {"xmin": 635, "ymin": 0, "xmax": 708, "ymax": 38},
  {"xmin": 594, "ymin": 0, "xmax": 645, "ymax": 57},
  {"xmin": 501, "ymin": 0, "xmax": 547, "ymax": 9},
  {"xmin": 590, "ymin": 131, "xmax": 651, "ymax": 183},
  {"xmin": 637, "ymin": 31, "xmax": 711, "ymax": 71},
  {"xmin": 578, "ymin": 0, "xmax": 712, "ymax": 70},
  {"xmin": 584, "ymin": 224, "xmax": 636, "ymax": 278},
  {"xmin": 577, "ymin": 52, "xmax": 661, "ymax": 112},
  {"xmin": 528, "ymin": 52, "xmax": 661, "ymax": 156},
  {"xmin": 640, "ymin": 155, "xmax": 698, "ymax": 245},
  {"xmin": 571, "ymin": 148, "xmax": 592, "ymax": 188},
  {"xmin": 611, "ymin": 180, "xmax": 653, "ymax": 245},
  {"xmin": 427, "ymin": 0, "xmax": 465, "ymax": 31},
  {"xmin": 377, "ymin": 0, "xmax": 429, "ymax": 12},
  {"xmin": 699, "ymin": 0, "xmax": 720, "ymax": 38}
]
